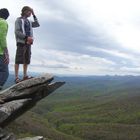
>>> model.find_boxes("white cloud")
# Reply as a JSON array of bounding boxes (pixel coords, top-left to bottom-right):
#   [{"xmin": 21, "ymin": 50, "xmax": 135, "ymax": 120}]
[{"xmin": 2, "ymin": 0, "xmax": 140, "ymax": 75}]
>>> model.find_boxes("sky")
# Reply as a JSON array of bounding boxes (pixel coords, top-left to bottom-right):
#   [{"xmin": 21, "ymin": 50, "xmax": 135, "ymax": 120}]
[{"xmin": 1, "ymin": 0, "xmax": 140, "ymax": 76}]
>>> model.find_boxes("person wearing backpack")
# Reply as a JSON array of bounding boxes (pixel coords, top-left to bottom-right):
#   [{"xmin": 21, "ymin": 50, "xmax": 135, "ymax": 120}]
[
  {"xmin": 14, "ymin": 6, "xmax": 40, "ymax": 83},
  {"xmin": 0, "ymin": 8, "xmax": 10, "ymax": 92}
]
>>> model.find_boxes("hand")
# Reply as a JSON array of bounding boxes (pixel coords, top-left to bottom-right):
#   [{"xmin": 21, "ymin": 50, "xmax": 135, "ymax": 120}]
[
  {"xmin": 26, "ymin": 36, "xmax": 33, "ymax": 45},
  {"xmin": 4, "ymin": 48, "xmax": 9, "ymax": 64},
  {"xmin": 4, "ymin": 56, "xmax": 9, "ymax": 64},
  {"xmin": 31, "ymin": 8, "xmax": 35, "ymax": 16}
]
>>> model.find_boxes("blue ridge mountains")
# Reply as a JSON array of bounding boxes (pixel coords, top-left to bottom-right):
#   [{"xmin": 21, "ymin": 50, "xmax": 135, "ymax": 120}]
[{"xmin": 5, "ymin": 74, "xmax": 140, "ymax": 140}]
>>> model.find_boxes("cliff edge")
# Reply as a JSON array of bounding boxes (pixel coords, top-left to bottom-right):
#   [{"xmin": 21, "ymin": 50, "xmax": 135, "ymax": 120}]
[{"xmin": 0, "ymin": 74, "xmax": 65, "ymax": 140}]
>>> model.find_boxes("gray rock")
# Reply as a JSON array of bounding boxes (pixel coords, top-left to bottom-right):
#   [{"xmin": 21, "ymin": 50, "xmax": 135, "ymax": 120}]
[
  {"xmin": 0, "ymin": 127, "xmax": 16, "ymax": 140},
  {"xmin": 0, "ymin": 74, "xmax": 65, "ymax": 139},
  {"xmin": 18, "ymin": 136, "xmax": 44, "ymax": 140}
]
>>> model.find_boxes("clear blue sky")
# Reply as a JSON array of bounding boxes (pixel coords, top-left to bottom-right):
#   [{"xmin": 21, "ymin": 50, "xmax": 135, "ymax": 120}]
[{"xmin": 1, "ymin": 0, "xmax": 140, "ymax": 75}]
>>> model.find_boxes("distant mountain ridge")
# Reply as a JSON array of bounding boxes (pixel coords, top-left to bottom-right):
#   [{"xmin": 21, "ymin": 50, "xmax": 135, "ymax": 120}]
[{"xmin": 5, "ymin": 73, "xmax": 140, "ymax": 88}]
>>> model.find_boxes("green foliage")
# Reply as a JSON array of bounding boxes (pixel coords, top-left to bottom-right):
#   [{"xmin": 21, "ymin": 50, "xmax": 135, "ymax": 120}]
[{"xmin": 6, "ymin": 75, "xmax": 140, "ymax": 140}]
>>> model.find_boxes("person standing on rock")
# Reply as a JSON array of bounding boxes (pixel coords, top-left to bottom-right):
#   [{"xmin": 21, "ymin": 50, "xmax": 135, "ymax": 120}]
[
  {"xmin": 0, "ymin": 8, "xmax": 10, "ymax": 91},
  {"xmin": 14, "ymin": 6, "xmax": 40, "ymax": 83}
]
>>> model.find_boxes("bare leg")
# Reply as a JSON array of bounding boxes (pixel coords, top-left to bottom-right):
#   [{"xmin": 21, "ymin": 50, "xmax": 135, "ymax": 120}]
[
  {"xmin": 15, "ymin": 64, "xmax": 19, "ymax": 79},
  {"xmin": 23, "ymin": 64, "xmax": 28, "ymax": 78}
]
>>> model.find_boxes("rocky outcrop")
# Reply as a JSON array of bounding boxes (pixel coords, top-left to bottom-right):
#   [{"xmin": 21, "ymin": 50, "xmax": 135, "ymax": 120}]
[
  {"xmin": 18, "ymin": 136, "xmax": 44, "ymax": 140},
  {"xmin": 0, "ymin": 74, "xmax": 65, "ymax": 140}
]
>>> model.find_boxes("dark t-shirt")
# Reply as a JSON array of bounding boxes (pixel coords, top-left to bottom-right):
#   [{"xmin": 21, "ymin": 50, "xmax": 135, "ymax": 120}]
[{"xmin": 24, "ymin": 19, "xmax": 31, "ymax": 36}]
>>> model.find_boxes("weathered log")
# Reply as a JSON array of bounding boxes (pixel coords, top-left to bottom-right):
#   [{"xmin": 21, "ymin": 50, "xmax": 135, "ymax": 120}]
[{"xmin": 0, "ymin": 74, "xmax": 65, "ymax": 128}]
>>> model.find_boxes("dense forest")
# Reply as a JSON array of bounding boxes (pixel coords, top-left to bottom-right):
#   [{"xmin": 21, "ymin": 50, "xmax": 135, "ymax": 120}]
[{"xmin": 5, "ymin": 75, "xmax": 140, "ymax": 140}]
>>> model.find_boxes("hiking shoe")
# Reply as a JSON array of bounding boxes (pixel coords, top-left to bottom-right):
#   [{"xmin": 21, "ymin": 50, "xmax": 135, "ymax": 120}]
[
  {"xmin": 22, "ymin": 76, "xmax": 34, "ymax": 81},
  {"xmin": 15, "ymin": 78, "xmax": 21, "ymax": 84}
]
